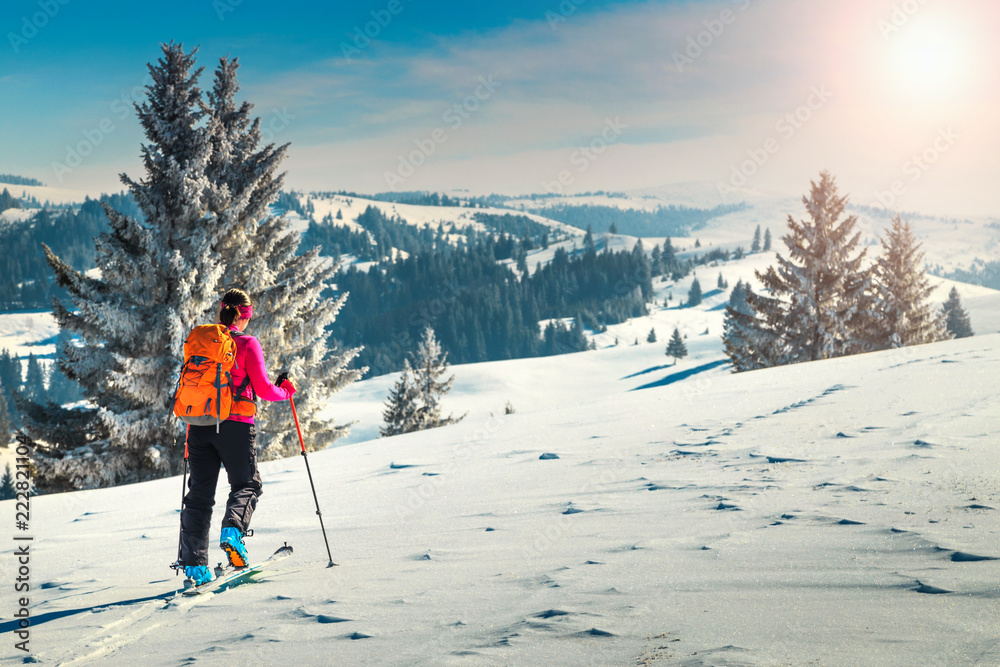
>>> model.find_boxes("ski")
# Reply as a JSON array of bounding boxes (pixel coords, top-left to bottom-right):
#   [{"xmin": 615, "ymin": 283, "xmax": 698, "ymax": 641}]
[{"xmin": 177, "ymin": 543, "xmax": 293, "ymax": 597}]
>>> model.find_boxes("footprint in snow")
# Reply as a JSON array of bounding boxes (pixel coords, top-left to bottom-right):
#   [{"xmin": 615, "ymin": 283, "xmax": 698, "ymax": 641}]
[
  {"xmin": 913, "ymin": 580, "xmax": 951, "ymax": 595},
  {"xmin": 950, "ymin": 551, "xmax": 998, "ymax": 562}
]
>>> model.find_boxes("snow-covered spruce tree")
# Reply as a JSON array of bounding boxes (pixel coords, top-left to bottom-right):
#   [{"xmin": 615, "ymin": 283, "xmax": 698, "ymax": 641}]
[
  {"xmin": 727, "ymin": 280, "xmax": 752, "ymax": 315},
  {"xmin": 666, "ymin": 327, "xmax": 687, "ymax": 365},
  {"xmin": 380, "ymin": 359, "xmax": 420, "ymax": 437},
  {"xmin": 201, "ymin": 55, "xmax": 363, "ymax": 459},
  {"xmin": 0, "ymin": 391, "xmax": 12, "ymax": 446},
  {"xmin": 0, "ymin": 463, "xmax": 14, "ymax": 500},
  {"xmin": 722, "ymin": 279, "xmax": 786, "ymax": 372},
  {"xmin": 26, "ymin": 44, "xmax": 361, "ymax": 490},
  {"xmin": 28, "ymin": 44, "xmax": 227, "ymax": 490},
  {"xmin": 722, "ymin": 279, "xmax": 773, "ymax": 372},
  {"xmin": 751, "ymin": 225, "xmax": 761, "ymax": 253},
  {"xmin": 728, "ymin": 172, "xmax": 873, "ymax": 370},
  {"xmin": 687, "ymin": 277, "xmax": 702, "ymax": 307},
  {"xmin": 23, "ymin": 354, "xmax": 46, "ymax": 404},
  {"xmin": 871, "ymin": 216, "xmax": 947, "ymax": 348},
  {"xmin": 411, "ymin": 327, "xmax": 464, "ymax": 431},
  {"xmin": 941, "ymin": 287, "xmax": 974, "ymax": 338}
]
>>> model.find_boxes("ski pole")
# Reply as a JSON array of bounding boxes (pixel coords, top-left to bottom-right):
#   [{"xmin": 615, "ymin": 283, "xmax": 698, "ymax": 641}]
[
  {"xmin": 175, "ymin": 425, "xmax": 190, "ymax": 575},
  {"xmin": 290, "ymin": 396, "xmax": 337, "ymax": 567}
]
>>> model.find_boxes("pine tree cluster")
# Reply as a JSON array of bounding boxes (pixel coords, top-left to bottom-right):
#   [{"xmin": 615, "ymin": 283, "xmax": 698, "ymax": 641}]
[
  {"xmin": 723, "ymin": 172, "xmax": 955, "ymax": 372},
  {"xmin": 0, "ymin": 174, "xmax": 45, "ymax": 187},
  {"xmin": 332, "ymin": 237, "xmax": 660, "ymax": 376},
  {"xmin": 0, "ymin": 195, "xmax": 139, "ymax": 309},
  {"xmin": 533, "ymin": 202, "xmax": 746, "ymax": 237}
]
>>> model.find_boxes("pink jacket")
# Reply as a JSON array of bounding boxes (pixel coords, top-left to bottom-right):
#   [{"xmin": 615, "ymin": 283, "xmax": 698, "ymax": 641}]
[{"xmin": 227, "ymin": 325, "xmax": 295, "ymax": 423}]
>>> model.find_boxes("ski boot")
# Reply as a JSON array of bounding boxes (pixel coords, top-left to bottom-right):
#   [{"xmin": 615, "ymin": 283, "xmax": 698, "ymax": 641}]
[
  {"xmin": 184, "ymin": 565, "xmax": 214, "ymax": 588},
  {"xmin": 220, "ymin": 526, "xmax": 250, "ymax": 568}
]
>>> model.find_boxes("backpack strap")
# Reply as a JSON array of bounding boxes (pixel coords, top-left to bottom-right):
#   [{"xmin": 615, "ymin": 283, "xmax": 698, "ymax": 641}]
[
  {"xmin": 228, "ymin": 330, "xmax": 256, "ymax": 402},
  {"xmin": 234, "ymin": 374, "xmax": 253, "ymax": 401}
]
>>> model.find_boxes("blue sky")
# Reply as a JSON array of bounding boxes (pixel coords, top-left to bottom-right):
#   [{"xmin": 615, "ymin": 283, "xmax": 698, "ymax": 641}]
[{"xmin": 2, "ymin": 0, "xmax": 999, "ymax": 214}]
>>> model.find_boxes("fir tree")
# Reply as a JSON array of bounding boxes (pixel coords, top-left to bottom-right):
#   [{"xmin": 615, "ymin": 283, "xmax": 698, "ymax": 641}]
[
  {"xmin": 722, "ymin": 280, "xmax": 774, "ymax": 371},
  {"xmin": 751, "ymin": 225, "xmax": 761, "ymax": 253},
  {"xmin": 516, "ymin": 248, "xmax": 529, "ymax": 275},
  {"xmin": 666, "ymin": 327, "xmax": 687, "ymax": 364},
  {"xmin": 0, "ymin": 391, "xmax": 12, "ymax": 447},
  {"xmin": 647, "ymin": 328, "xmax": 657, "ymax": 343},
  {"xmin": 763, "ymin": 228, "xmax": 772, "ymax": 251},
  {"xmin": 584, "ymin": 225, "xmax": 596, "ymax": 256},
  {"xmin": 687, "ymin": 277, "xmax": 702, "ymax": 307},
  {"xmin": 730, "ymin": 172, "xmax": 872, "ymax": 370},
  {"xmin": 23, "ymin": 354, "xmax": 46, "ymax": 404},
  {"xmin": 569, "ymin": 315, "xmax": 590, "ymax": 351},
  {"xmin": 650, "ymin": 244, "xmax": 662, "ymax": 277},
  {"xmin": 871, "ymin": 216, "xmax": 946, "ymax": 348},
  {"xmin": 27, "ymin": 44, "xmax": 362, "ymax": 490},
  {"xmin": 0, "ymin": 463, "xmax": 14, "ymax": 500},
  {"xmin": 47, "ymin": 331, "xmax": 83, "ymax": 405},
  {"xmin": 728, "ymin": 280, "xmax": 752, "ymax": 315},
  {"xmin": 410, "ymin": 327, "xmax": 464, "ymax": 431},
  {"xmin": 30, "ymin": 44, "xmax": 219, "ymax": 489},
  {"xmin": 0, "ymin": 188, "xmax": 21, "ymax": 214},
  {"xmin": 941, "ymin": 287, "xmax": 974, "ymax": 338},
  {"xmin": 717, "ymin": 272, "xmax": 726, "ymax": 289},
  {"xmin": 380, "ymin": 359, "xmax": 420, "ymax": 437},
  {"xmin": 0, "ymin": 349, "xmax": 20, "ymax": 397}
]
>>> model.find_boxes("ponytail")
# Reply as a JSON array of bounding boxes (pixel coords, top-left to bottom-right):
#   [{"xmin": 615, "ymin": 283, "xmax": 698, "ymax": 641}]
[{"xmin": 219, "ymin": 288, "xmax": 253, "ymax": 326}]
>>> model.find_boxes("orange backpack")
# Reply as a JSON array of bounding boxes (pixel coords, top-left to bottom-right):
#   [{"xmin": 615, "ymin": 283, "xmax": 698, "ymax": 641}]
[{"xmin": 173, "ymin": 324, "xmax": 241, "ymax": 429}]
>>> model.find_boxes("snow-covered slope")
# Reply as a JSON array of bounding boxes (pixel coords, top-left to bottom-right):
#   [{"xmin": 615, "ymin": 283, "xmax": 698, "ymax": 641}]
[
  {"xmin": 0, "ymin": 182, "xmax": 95, "ymax": 206},
  {"xmin": 4, "ymin": 330, "xmax": 999, "ymax": 665},
  {"xmin": 0, "ymin": 310, "xmax": 58, "ymax": 357},
  {"xmin": 301, "ymin": 193, "xmax": 583, "ymax": 238},
  {"xmin": 0, "ymin": 208, "xmax": 37, "ymax": 229}
]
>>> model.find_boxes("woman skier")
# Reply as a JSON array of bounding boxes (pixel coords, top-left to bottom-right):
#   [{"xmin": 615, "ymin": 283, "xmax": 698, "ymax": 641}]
[{"xmin": 180, "ymin": 288, "xmax": 297, "ymax": 586}]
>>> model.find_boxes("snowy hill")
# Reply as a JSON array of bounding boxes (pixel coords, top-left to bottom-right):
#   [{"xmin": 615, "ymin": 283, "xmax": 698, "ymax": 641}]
[
  {"xmin": 4, "ymin": 328, "xmax": 1000, "ymax": 665},
  {"xmin": 328, "ymin": 271, "xmax": 1000, "ymax": 447},
  {"xmin": 297, "ymin": 192, "xmax": 583, "ymax": 239}
]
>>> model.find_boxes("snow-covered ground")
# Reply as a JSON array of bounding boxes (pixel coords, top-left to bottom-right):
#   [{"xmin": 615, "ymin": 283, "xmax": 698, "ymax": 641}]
[
  {"xmin": 3, "ymin": 327, "xmax": 999, "ymax": 665},
  {"xmin": 0, "ymin": 208, "xmax": 37, "ymax": 229},
  {"xmin": 0, "ymin": 310, "xmax": 59, "ymax": 358}
]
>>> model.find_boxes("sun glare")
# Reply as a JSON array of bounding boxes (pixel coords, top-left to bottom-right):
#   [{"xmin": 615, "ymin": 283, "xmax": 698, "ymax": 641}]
[{"xmin": 885, "ymin": 15, "xmax": 971, "ymax": 97}]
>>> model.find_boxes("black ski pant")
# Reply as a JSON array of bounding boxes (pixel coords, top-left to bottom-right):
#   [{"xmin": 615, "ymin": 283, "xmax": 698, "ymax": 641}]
[{"xmin": 180, "ymin": 420, "xmax": 262, "ymax": 566}]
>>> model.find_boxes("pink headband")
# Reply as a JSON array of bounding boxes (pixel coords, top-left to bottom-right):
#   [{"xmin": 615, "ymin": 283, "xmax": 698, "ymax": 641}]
[{"xmin": 221, "ymin": 302, "xmax": 253, "ymax": 319}]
